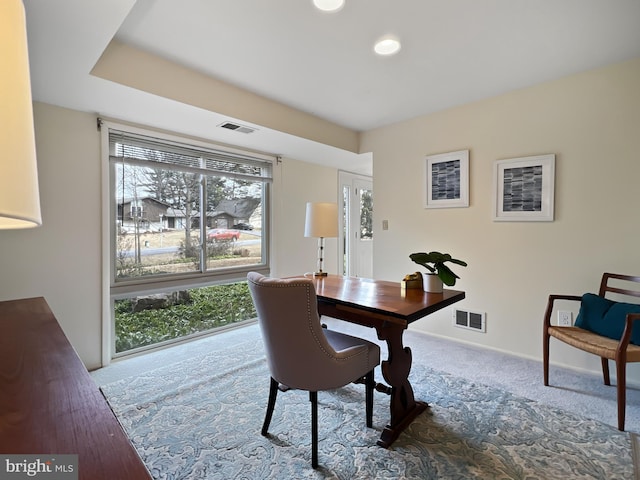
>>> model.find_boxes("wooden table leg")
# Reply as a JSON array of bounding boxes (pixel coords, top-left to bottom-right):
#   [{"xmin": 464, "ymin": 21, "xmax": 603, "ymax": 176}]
[
  {"xmin": 375, "ymin": 322, "xmax": 427, "ymax": 448},
  {"xmin": 316, "ymin": 301, "xmax": 427, "ymax": 448}
]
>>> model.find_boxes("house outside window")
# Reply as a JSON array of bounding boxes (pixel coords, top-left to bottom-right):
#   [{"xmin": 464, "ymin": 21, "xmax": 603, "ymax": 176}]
[{"xmin": 101, "ymin": 122, "xmax": 272, "ymax": 360}]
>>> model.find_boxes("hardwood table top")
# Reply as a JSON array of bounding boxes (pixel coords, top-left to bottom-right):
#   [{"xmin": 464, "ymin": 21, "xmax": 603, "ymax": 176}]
[
  {"xmin": 0, "ymin": 297, "xmax": 151, "ymax": 479},
  {"xmin": 307, "ymin": 274, "xmax": 465, "ymax": 323}
]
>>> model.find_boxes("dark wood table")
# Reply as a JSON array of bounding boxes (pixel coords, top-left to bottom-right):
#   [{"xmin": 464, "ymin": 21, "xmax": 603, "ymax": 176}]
[
  {"xmin": 309, "ymin": 275, "xmax": 465, "ymax": 448},
  {"xmin": 0, "ymin": 297, "xmax": 151, "ymax": 479}
]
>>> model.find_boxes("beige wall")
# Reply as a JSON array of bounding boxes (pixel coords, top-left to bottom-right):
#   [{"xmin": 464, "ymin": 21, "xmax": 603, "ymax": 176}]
[
  {"xmin": 93, "ymin": 40, "xmax": 359, "ymax": 153},
  {"xmin": 0, "ymin": 103, "xmax": 102, "ymax": 366},
  {"xmin": 271, "ymin": 158, "xmax": 339, "ymax": 278},
  {"xmin": 4, "ymin": 58, "xmax": 639, "ymax": 380},
  {"xmin": 361, "ymin": 57, "xmax": 640, "ymax": 381},
  {"xmin": 0, "ymin": 102, "xmax": 339, "ymax": 369}
]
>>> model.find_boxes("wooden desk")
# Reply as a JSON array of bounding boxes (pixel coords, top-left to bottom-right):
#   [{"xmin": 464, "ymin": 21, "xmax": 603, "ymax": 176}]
[
  {"xmin": 0, "ymin": 297, "xmax": 151, "ymax": 479},
  {"xmin": 310, "ymin": 275, "xmax": 465, "ymax": 448}
]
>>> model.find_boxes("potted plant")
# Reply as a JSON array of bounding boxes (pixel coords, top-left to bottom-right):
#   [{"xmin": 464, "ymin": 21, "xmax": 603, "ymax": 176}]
[{"xmin": 409, "ymin": 251, "xmax": 467, "ymax": 293}]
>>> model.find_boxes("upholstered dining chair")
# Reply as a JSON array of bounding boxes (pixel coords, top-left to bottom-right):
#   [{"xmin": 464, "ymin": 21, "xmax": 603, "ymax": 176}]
[{"xmin": 247, "ymin": 272, "xmax": 381, "ymax": 469}]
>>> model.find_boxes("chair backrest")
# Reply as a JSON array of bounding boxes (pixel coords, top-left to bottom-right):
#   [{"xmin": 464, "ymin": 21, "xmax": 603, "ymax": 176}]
[
  {"xmin": 247, "ymin": 272, "xmax": 347, "ymax": 390},
  {"xmin": 599, "ymin": 273, "xmax": 640, "ymax": 301}
]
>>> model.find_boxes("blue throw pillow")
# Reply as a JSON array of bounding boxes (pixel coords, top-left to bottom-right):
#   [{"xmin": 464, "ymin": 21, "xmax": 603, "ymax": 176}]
[{"xmin": 575, "ymin": 293, "xmax": 640, "ymax": 345}]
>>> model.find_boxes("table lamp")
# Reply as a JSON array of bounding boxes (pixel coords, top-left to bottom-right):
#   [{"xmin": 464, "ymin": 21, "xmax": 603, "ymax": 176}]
[
  {"xmin": 304, "ymin": 202, "xmax": 338, "ymax": 276},
  {"xmin": 0, "ymin": 0, "xmax": 42, "ymax": 229}
]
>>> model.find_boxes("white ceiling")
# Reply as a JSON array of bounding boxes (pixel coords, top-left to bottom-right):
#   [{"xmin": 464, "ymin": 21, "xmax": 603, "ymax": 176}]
[{"xmin": 22, "ymin": 0, "xmax": 640, "ymax": 175}]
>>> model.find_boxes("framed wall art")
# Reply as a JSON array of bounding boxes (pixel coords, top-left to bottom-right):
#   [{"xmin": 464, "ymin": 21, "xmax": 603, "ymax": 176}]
[
  {"xmin": 423, "ymin": 149, "xmax": 469, "ymax": 208},
  {"xmin": 493, "ymin": 154, "xmax": 555, "ymax": 222}
]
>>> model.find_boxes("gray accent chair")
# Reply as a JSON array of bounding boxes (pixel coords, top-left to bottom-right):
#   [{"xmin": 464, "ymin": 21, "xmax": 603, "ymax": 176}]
[{"xmin": 247, "ymin": 272, "xmax": 381, "ymax": 468}]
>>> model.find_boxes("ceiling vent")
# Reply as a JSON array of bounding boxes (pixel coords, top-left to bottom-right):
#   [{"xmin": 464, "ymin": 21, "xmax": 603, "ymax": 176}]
[{"xmin": 218, "ymin": 122, "xmax": 257, "ymax": 134}]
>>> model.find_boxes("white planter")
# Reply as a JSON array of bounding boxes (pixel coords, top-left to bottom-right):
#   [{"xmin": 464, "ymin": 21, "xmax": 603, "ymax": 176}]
[{"xmin": 422, "ymin": 272, "xmax": 443, "ymax": 293}]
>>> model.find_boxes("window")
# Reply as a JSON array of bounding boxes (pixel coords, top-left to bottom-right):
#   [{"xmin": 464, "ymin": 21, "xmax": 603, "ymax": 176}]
[
  {"xmin": 129, "ymin": 200, "xmax": 143, "ymax": 219},
  {"xmin": 102, "ymin": 122, "xmax": 272, "ymax": 359},
  {"xmin": 359, "ymin": 187, "xmax": 373, "ymax": 240}
]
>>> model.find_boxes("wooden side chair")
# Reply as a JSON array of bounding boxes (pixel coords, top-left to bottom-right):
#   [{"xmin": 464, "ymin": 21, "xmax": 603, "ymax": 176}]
[
  {"xmin": 543, "ymin": 272, "xmax": 640, "ymax": 430},
  {"xmin": 247, "ymin": 272, "xmax": 381, "ymax": 469}
]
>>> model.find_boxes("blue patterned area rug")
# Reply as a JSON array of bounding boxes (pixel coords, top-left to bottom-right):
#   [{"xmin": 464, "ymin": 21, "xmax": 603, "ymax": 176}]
[{"xmin": 99, "ymin": 334, "xmax": 637, "ymax": 479}]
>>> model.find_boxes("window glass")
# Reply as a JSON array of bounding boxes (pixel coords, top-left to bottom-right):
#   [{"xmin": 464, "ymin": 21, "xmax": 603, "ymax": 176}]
[
  {"xmin": 114, "ymin": 282, "xmax": 256, "ymax": 355},
  {"xmin": 115, "ymin": 163, "xmax": 202, "ymax": 277},
  {"xmin": 105, "ymin": 124, "xmax": 272, "ymax": 358},
  {"xmin": 359, "ymin": 188, "xmax": 373, "ymax": 240},
  {"xmin": 341, "ymin": 185, "xmax": 350, "ymax": 275},
  {"xmin": 110, "ymin": 129, "xmax": 271, "ymax": 284}
]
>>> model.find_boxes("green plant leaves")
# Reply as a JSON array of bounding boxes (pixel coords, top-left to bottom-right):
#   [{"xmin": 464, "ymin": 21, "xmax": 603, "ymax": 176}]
[
  {"xmin": 409, "ymin": 251, "xmax": 467, "ymax": 287},
  {"xmin": 114, "ymin": 282, "xmax": 256, "ymax": 353},
  {"xmin": 438, "ymin": 264, "xmax": 458, "ymax": 286}
]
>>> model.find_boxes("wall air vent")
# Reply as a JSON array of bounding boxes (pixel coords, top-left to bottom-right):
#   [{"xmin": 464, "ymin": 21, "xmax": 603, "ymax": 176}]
[
  {"xmin": 218, "ymin": 122, "xmax": 257, "ymax": 134},
  {"xmin": 453, "ymin": 308, "xmax": 486, "ymax": 333}
]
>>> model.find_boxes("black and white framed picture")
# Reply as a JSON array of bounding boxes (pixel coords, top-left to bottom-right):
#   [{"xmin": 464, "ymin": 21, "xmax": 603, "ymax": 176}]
[
  {"xmin": 424, "ymin": 149, "xmax": 469, "ymax": 208},
  {"xmin": 493, "ymin": 154, "xmax": 555, "ymax": 222}
]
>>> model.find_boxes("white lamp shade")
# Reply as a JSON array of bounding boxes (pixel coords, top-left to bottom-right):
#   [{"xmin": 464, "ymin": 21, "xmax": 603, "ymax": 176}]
[
  {"xmin": 304, "ymin": 202, "xmax": 338, "ymax": 238},
  {"xmin": 0, "ymin": 0, "xmax": 42, "ymax": 229}
]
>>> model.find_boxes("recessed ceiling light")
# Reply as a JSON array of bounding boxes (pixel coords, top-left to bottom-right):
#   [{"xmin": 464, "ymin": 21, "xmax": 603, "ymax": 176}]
[
  {"xmin": 312, "ymin": 0, "xmax": 345, "ymax": 13},
  {"xmin": 374, "ymin": 35, "xmax": 401, "ymax": 56}
]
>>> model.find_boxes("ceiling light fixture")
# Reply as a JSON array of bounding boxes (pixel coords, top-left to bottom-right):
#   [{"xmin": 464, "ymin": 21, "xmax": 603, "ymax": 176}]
[
  {"xmin": 312, "ymin": 0, "xmax": 345, "ymax": 13},
  {"xmin": 374, "ymin": 35, "xmax": 401, "ymax": 56}
]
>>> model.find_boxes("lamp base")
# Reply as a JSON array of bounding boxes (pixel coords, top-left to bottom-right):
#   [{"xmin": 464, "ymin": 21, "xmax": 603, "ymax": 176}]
[{"xmin": 313, "ymin": 271, "xmax": 328, "ymax": 277}]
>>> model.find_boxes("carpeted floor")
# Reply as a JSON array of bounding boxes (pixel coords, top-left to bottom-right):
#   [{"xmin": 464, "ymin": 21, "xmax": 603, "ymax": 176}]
[
  {"xmin": 324, "ymin": 318, "xmax": 640, "ymax": 435},
  {"xmin": 93, "ymin": 321, "xmax": 640, "ymax": 479}
]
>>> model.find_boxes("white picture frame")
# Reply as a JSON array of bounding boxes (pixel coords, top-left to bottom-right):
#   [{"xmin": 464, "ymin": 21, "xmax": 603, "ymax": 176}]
[
  {"xmin": 493, "ymin": 154, "xmax": 555, "ymax": 222},
  {"xmin": 424, "ymin": 150, "xmax": 469, "ymax": 208}
]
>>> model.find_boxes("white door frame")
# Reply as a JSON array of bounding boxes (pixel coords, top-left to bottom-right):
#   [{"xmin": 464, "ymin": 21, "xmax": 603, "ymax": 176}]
[{"xmin": 338, "ymin": 171, "xmax": 373, "ymax": 278}]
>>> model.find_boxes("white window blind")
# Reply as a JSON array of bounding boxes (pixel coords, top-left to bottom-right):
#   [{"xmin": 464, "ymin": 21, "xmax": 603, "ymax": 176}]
[{"xmin": 108, "ymin": 129, "xmax": 273, "ymax": 183}]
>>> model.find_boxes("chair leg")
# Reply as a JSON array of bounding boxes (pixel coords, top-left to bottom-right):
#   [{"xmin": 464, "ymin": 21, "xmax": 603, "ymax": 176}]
[
  {"xmin": 365, "ymin": 369, "xmax": 374, "ymax": 428},
  {"xmin": 602, "ymin": 357, "xmax": 611, "ymax": 386},
  {"xmin": 616, "ymin": 360, "xmax": 626, "ymax": 431},
  {"xmin": 543, "ymin": 329, "xmax": 550, "ymax": 386},
  {"xmin": 262, "ymin": 377, "xmax": 278, "ymax": 436},
  {"xmin": 310, "ymin": 391, "xmax": 318, "ymax": 469}
]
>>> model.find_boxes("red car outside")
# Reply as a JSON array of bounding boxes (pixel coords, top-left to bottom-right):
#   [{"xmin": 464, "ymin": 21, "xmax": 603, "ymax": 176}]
[{"xmin": 207, "ymin": 228, "xmax": 240, "ymax": 241}]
